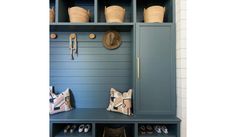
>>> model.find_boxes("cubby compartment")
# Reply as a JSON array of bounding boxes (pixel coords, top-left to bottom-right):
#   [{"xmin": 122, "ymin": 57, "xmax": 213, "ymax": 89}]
[
  {"xmin": 138, "ymin": 123, "xmax": 177, "ymax": 137},
  {"xmin": 50, "ymin": 25, "xmax": 134, "ymax": 108},
  {"xmin": 136, "ymin": 0, "xmax": 174, "ymax": 23},
  {"xmin": 50, "ymin": 0, "xmax": 56, "ymax": 8},
  {"xmin": 58, "ymin": 0, "xmax": 95, "ymax": 22},
  {"xmin": 98, "ymin": 0, "xmax": 133, "ymax": 23},
  {"xmin": 51, "ymin": 123, "xmax": 93, "ymax": 137},
  {"xmin": 96, "ymin": 123, "xmax": 134, "ymax": 137}
]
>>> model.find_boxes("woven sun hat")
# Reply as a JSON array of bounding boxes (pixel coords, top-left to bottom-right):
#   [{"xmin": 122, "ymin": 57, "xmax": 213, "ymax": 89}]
[{"xmin": 102, "ymin": 31, "xmax": 122, "ymax": 50}]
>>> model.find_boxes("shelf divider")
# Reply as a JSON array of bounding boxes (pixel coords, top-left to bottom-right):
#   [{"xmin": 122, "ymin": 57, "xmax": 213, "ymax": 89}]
[{"xmin": 94, "ymin": 0, "xmax": 98, "ymax": 23}]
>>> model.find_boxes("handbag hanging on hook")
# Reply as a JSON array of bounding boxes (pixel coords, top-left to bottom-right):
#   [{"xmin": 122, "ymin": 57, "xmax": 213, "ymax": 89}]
[{"xmin": 69, "ymin": 33, "xmax": 78, "ymax": 60}]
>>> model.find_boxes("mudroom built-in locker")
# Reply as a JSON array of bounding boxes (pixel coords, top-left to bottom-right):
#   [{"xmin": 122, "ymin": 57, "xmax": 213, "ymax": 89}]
[{"xmin": 49, "ymin": 0, "xmax": 180, "ymax": 137}]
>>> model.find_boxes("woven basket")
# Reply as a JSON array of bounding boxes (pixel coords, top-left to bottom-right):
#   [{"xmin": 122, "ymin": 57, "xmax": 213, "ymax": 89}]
[
  {"xmin": 144, "ymin": 5, "xmax": 165, "ymax": 23},
  {"xmin": 68, "ymin": 6, "xmax": 90, "ymax": 23},
  {"xmin": 50, "ymin": 7, "xmax": 55, "ymax": 23},
  {"xmin": 105, "ymin": 5, "xmax": 125, "ymax": 23}
]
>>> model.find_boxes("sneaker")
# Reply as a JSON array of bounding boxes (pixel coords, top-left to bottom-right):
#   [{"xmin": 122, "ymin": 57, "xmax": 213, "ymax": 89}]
[
  {"xmin": 78, "ymin": 124, "xmax": 85, "ymax": 133},
  {"xmin": 139, "ymin": 125, "xmax": 146, "ymax": 135},
  {"xmin": 64, "ymin": 125, "xmax": 71, "ymax": 133},
  {"xmin": 154, "ymin": 125, "xmax": 162, "ymax": 134},
  {"xmin": 84, "ymin": 124, "xmax": 91, "ymax": 133},
  {"xmin": 70, "ymin": 125, "xmax": 77, "ymax": 133},
  {"xmin": 146, "ymin": 125, "xmax": 153, "ymax": 134},
  {"xmin": 161, "ymin": 125, "xmax": 168, "ymax": 134}
]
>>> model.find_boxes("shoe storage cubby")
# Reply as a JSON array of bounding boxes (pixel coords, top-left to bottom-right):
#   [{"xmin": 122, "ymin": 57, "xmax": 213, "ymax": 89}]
[
  {"xmin": 97, "ymin": 0, "xmax": 133, "ymax": 23},
  {"xmin": 96, "ymin": 124, "xmax": 134, "ymax": 137},
  {"xmin": 50, "ymin": 0, "xmax": 55, "ymax": 8},
  {"xmin": 138, "ymin": 123, "xmax": 178, "ymax": 137},
  {"xmin": 51, "ymin": 123, "xmax": 93, "ymax": 137},
  {"xmin": 136, "ymin": 0, "xmax": 174, "ymax": 22}
]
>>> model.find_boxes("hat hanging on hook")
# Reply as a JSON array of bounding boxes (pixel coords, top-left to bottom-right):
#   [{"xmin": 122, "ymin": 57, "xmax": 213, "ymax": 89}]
[{"xmin": 102, "ymin": 30, "xmax": 122, "ymax": 50}]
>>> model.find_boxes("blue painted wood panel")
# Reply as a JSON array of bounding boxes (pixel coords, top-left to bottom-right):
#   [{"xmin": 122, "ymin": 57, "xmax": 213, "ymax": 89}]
[
  {"xmin": 50, "ymin": 31, "xmax": 132, "ymax": 108},
  {"xmin": 50, "ymin": 61, "xmax": 131, "ymax": 70},
  {"xmin": 135, "ymin": 24, "xmax": 176, "ymax": 115}
]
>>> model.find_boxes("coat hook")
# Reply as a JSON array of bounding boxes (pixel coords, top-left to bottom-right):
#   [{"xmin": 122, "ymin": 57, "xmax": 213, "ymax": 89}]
[
  {"xmin": 88, "ymin": 33, "xmax": 96, "ymax": 39},
  {"xmin": 69, "ymin": 33, "xmax": 78, "ymax": 60},
  {"xmin": 50, "ymin": 33, "xmax": 57, "ymax": 39}
]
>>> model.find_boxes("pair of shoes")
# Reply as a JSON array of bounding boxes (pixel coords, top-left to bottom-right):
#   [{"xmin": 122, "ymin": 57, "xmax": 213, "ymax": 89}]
[
  {"xmin": 63, "ymin": 124, "xmax": 91, "ymax": 134},
  {"xmin": 70, "ymin": 124, "xmax": 77, "ymax": 133},
  {"xmin": 78, "ymin": 124, "xmax": 91, "ymax": 133},
  {"xmin": 64, "ymin": 124, "xmax": 77, "ymax": 133},
  {"xmin": 139, "ymin": 125, "xmax": 153, "ymax": 134},
  {"xmin": 154, "ymin": 125, "xmax": 168, "ymax": 134},
  {"xmin": 63, "ymin": 125, "xmax": 77, "ymax": 133}
]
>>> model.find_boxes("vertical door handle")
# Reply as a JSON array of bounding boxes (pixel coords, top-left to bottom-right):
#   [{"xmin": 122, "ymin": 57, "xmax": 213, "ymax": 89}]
[{"xmin": 137, "ymin": 57, "xmax": 140, "ymax": 79}]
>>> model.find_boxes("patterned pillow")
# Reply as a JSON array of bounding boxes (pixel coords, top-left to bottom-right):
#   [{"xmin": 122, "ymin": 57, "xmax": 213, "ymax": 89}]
[
  {"xmin": 49, "ymin": 86, "xmax": 72, "ymax": 114},
  {"xmin": 107, "ymin": 88, "xmax": 133, "ymax": 116}
]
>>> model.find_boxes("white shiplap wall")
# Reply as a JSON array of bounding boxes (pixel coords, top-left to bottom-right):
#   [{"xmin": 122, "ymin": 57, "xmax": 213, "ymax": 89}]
[{"xmin": 176, "ymin": 0, "xmax": 187, "ymax": 137}]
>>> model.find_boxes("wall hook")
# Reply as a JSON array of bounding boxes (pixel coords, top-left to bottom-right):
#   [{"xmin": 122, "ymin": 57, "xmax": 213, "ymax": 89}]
[
  {"xmin": 69, "ymin": 33, "xmax": 78, "ymax": 60},
  {"xmin": 50, "ymin": 33, "xmax": 57, "ymax": 39}
]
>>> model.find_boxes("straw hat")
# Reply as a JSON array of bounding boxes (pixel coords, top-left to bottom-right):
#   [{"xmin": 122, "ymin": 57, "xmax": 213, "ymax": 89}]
[{"xmin": 102, "ymin": 31, "xmax": 122, "ymax": 50}]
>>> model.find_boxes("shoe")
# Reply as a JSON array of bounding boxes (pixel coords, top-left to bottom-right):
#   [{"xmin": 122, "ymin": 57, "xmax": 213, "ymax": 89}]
[
  {"xmin": 70, "ymin": 124, "xmax": 77, "ymax": 133},
  {"xmin": 139, "ymin": 125, "xmax": 146, "ymax": 135},
  {"xmin": 146, "ymin": 125, "xmax": 153, "ymax": 134},
  {"xmin": 161, "ymin": 125, "xmax": 168, "ymax": 134},
  {"xmin": 64, "ymin": 125, "xmax": 71, "ymax": 133},
  {"xmin": 78, "ymin": 124, "xmax": 85, "ymax": 133},
  {"xmin": 154, "ymin": 125, "xmax": 162, "ymax": 134},
  {"xmin": 84, "ymin": 124, "xmax": 91, "ymax": 133}
]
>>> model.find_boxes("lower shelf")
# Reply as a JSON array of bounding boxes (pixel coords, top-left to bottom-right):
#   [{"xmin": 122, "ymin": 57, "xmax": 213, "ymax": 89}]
[{"xmin": 55, "ymin": 130, "xmax": 92, "ymax": 137}]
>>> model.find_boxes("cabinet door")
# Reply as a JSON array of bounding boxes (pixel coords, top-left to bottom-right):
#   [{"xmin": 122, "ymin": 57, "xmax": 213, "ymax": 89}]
[{"xmin": 135, "ymin": 24, "xmax": 176, "ymax": 115}]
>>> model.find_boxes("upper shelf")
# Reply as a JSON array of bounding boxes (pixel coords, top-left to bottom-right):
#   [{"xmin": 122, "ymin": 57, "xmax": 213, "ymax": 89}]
[
  {"xmin": 50, "ymin": 22, "xmax": 134, "ymax": 32},
  {"xmin": 50, "ymin": 0, "xmax": 175, "ymax": 24}
]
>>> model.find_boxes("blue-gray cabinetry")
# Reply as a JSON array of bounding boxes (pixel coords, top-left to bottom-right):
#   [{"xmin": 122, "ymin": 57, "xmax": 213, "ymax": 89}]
[
  {"xmin": 50, "ymin": 0, "xmax": 180, "ymax": 137},
  {"xmin": 135, "ymin": 23, "xmax": 176, "ymax": 115}
]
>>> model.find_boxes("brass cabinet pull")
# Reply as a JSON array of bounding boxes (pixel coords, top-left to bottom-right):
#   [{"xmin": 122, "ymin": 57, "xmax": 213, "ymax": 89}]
[{"xmin": 137, "ymin": 57, "xmax": 140, "ymax": 79}]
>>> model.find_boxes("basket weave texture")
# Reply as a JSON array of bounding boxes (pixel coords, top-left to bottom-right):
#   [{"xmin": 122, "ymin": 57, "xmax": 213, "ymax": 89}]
[
  {"xmin": 144, "ymin": 5, "xmax": 165, "ymax": 23},
  {"xmin": 68, "ymin": 6, "xmax": 90, "ymax": 23},
  {"xmin": 105, "ymin": 5, "xmax": 126, "ymax": 23}
]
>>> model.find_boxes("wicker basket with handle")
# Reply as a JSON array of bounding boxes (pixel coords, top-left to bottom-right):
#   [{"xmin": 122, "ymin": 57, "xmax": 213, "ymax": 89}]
[
  {"xmin": 105, "ymin": 5, "xmax": 126, "ymax": 23},
  {"xmin": 144, "ymin": 5, "xmax": 165, "ymax": 23},
  {"xmin": 68, "ymin": 6, "xmax": 90, "ymax": 23}
]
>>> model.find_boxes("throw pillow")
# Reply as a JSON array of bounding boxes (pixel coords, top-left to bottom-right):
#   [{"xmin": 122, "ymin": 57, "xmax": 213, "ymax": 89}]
[
  {"xmin": 49, "ymin": 86, "xmax": 72, "ymax": 114},
  {"xmin": 107, "ymin": 88, "xmax": 132, "ymax": 116}
]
